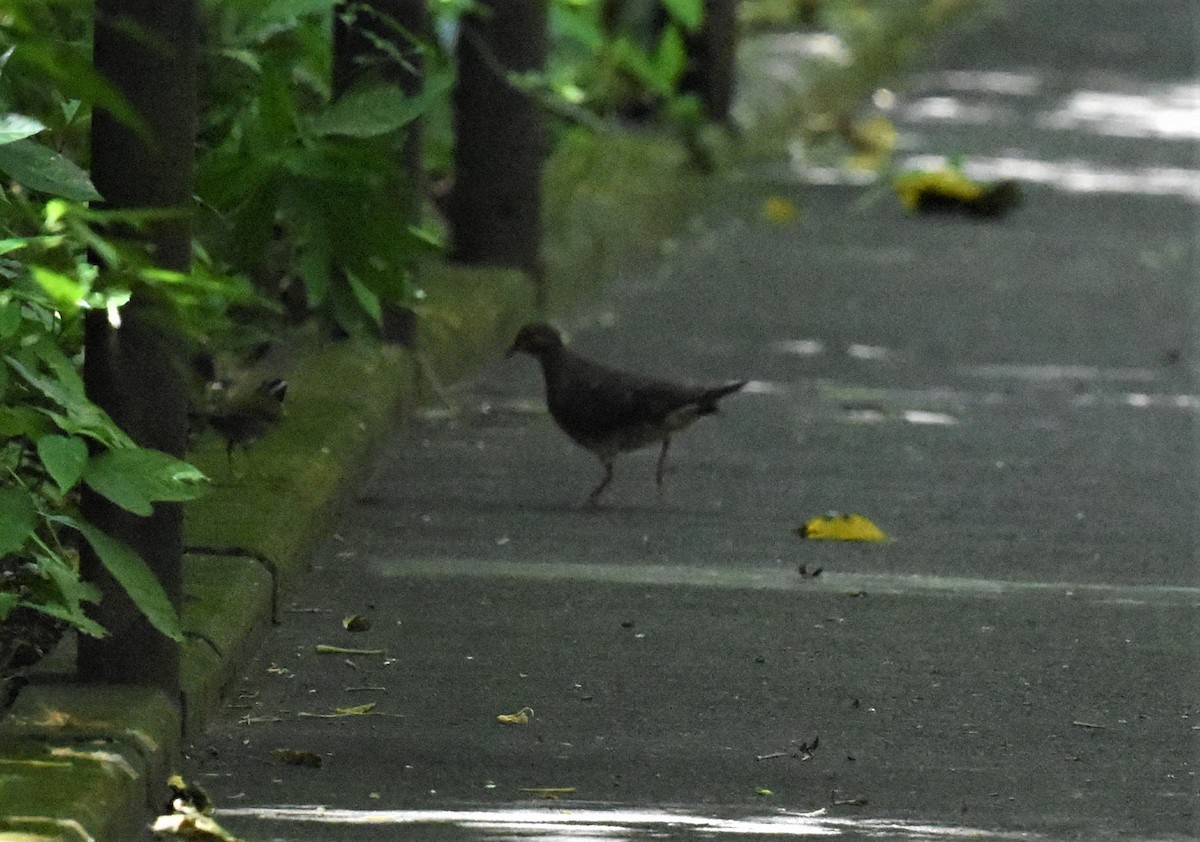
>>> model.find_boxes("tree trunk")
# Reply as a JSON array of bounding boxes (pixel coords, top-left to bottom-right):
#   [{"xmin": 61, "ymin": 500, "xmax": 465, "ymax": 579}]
[
  {"xmin": 446, "ymin": 0, "xmax": 547, "ymax": 284},
  {"xmin": 79, "ymin": 0, "xmax": 197, "ymax": 699}
]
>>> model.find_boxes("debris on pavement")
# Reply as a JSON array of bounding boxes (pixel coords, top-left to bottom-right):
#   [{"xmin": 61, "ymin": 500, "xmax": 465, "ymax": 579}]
[
  {"xmin": 153, "ymin": 774, "xmax": 241, "ymax": 841},
  {"xmin": 314, "ymin": 644, "xmax": 386, "ymax": 656},
  {"xmin": 342, "ymin": 614, "xmax": 372, "ymax": 632},
  {"xmin": 520, "ymin": 786, "xmax": 576, "ymax": 798},
  {"xmin": 893, "ymin": 166, "xmax": 1021, "ymax": 217},
  {"xmin": 497, "ymin": 706, "xmax": 534, "ymax": 725},
  {"xmin": 272, "ymin": 748, "xmax": 323, "ymax": 768},
  {"xmin": 760, "ymin": 196, "xmax": 800, "ymax": 223}
]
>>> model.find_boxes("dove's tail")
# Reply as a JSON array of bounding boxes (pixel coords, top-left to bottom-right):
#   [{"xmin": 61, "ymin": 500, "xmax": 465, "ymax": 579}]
[{"xmin": 698, "ymin": 380, "xmax": 748, "ymax": 414}]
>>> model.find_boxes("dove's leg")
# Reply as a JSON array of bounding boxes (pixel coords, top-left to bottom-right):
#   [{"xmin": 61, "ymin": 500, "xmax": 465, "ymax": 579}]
[{"xmin": 587, "ymin": 459, "xmax": 614, "ymax": 507}]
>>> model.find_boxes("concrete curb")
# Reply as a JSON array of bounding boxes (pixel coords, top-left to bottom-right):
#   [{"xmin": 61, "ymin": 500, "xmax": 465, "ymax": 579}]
[{"xmin": 0, "ymin": 126, "xmax": 704, "ymax": 840}]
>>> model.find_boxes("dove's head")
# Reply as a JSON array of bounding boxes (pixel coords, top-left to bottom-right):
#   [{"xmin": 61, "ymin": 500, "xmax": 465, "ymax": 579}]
[{"xmin": 507, "ymin": 322, "xmax": 565, "ymax": 359}]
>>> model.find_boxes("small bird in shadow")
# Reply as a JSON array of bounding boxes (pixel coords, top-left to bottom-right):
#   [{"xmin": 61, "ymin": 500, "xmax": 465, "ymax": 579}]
[
  {"xmin": 508, "ymin": 323, "xmax": 746, "ymax": 506},
  {"xmin": 205, "ymin": 377, "xmax": 288, "ymax": 465}
]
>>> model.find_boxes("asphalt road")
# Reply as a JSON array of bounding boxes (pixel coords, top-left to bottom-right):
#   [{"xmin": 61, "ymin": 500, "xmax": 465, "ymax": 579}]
[{"xmin": 183, "ymin": 1, "xmax": 1198, "ymax": 839}]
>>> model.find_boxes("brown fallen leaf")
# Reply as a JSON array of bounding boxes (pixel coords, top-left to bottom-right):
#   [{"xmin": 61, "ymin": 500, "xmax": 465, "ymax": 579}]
[{"xmin": 342, "ymin": 614, "xmax": 372, "ymax": 632}]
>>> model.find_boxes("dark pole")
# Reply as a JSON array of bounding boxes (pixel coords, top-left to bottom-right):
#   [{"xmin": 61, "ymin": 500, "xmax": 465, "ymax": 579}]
[
  {"xmin": 680, "ymin": 0, "xmax": 741, "ymax": 124},
  {"xmin": 446, "ymin": 0, "xmax": 548, "ymax": 287},
  {"xmin": 78, "ymin": 0, "xmax": 197, "ymax": 698}
]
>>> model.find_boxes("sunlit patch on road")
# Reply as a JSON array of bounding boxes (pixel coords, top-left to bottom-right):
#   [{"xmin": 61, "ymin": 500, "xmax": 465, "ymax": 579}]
[
  {"xmin": 1040, "ymin": 83, "xmax": 1200, "ymax": 140},
  {"xmin": 769, "ymin": 339, "xmax": 826, "ymax": 357},
  {"xmin": 217, "ymin": 804, "xmax": 1045, "ymax": 840}
]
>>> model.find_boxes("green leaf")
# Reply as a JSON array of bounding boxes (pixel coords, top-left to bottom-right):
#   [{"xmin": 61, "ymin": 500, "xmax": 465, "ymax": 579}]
[
  {"xmin": 0, "ymin": 486, "xmax": 38, "ymax": 557},
  {"xmin": 83, "ymin": 460, "xmax": 151, "ymax": 515},
  {"xmin": 30, "ymin": 265, "xmax": 86, "ymax": 312},
  {"xmin": 653, "ymin": 25, "xmax": 688, "ymax": 89},
  {"xmin": 0, "ymin": 114, "xmax": 46, "ymax": 146},
  {"xmin": 612, "ymin": 38, "xmax": 665, "ymax": 95},
  {"xmin": 56, "ymin": 516, "xmax": 182, "ymax": 642},
  {"xmin": 307, "ymin": 74, "xmax": 452, "ymax": 140},
  {"xmin": 0, "ymin": 592, "xmax": 19, "ymax": 622},
  {"xmin": 344, "ymin": 270, "xmax": 383, "ymax": 327},
  {"xmin": 83, "ymin": 448, "xmax": 207, "ymax": 516},
  {"xmin": 0, "ymin": 296, "xmax": 23, "ymax": 338},
  {"xmin": 37, "ymin": 434, "xmax": 89, "ymax": 494},
  {"xmin": 7, "ymin": 353, "xmax": 131, "ymax": 448},
  {"xmin": 295, "ymin": 231, "xmax": 332, "ymax": 307},
  {"xmin": 661, "ymin": 0, "xmax": 704, "ymax": 30},
  {"xmin": 550, "ymin": 4, "xmax": 606, "ymax": 51},
  {"xmin": 307, "ymin": 84, "xmax": 427, "ymax": 139},
  {"xmin": 28, "ymin": 337, "xmax": 87, "ymax": 396},
  {"xmin": 0, "ymin": 237, "xmax": 33, "ymax": 257},
  {"xmin": 0, "ymin": 139, "xmax": 102, "ymax": 201},
  {"xmin": 20, "ymin": 597, "xmax": 107, "ymax": 638},
  {"xmin": 41, "ymin": 553, "xmax": 100, "ymax": 599},
  {"xmin": 0, "ymin": 406, "xmax": 51, "ymax": 438},
  {"xmin": 6, "ymin": 353, "xmax": 82, "ymax": 412},
  {"xmin": 261, "ymin": 0, "xmax": 339, "ymax": 20},
  {"xmin": 10, "ymin": 37, "xmax": 146, "ymax": 140}
]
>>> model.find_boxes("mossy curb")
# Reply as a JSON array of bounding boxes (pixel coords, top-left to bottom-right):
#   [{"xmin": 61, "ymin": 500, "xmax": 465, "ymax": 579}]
[{"xmin": 1, "ymin": 685, "xmax": 180, "ymax": 840}]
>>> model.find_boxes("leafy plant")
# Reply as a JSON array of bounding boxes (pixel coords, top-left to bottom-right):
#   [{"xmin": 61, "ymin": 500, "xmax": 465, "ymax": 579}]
[
  {"xmin": 195, "ymin": 0, "xmax": 441, "ymax": 336},
  {"xmin": 0, "ymin": 244, "xmax": 208, "ymax": 644},
  {"xmin": 0, "ymin": 4, "xmax": 248, "ymax": 647},
  {"xmin": 543, "ymin": 0, "xmax": 705, "ymax": 120}
]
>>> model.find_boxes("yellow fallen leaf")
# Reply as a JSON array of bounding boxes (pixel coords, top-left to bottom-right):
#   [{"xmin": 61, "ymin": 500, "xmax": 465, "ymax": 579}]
[
  {"xmin": 497, "ymin": 706, "xmax": 534, "ymax": 725},
  {"xmin": 760, "ymin": 196, "xmax": 800, "ymax": 224},
  {"xmin": 297, "ymin": 702, "xmax": 387, "ymax": 719},
  {"xmin": 756, "ymin": 787, "xmax": 774, "ymax": 797},
  {"xmin": 335, "ymin": 702, "xmax": 376, "ymax": 716},
  {"xmin": 894, "ymin": 168, "xmax": 983, "ymax": 210},
  {"xmin": 893, "ymin": 168, "xmax": 1020, "ymax": 217},
  {"xmin": 795, "ymin": 513, "xmax": 887, "ymax": 542}
]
